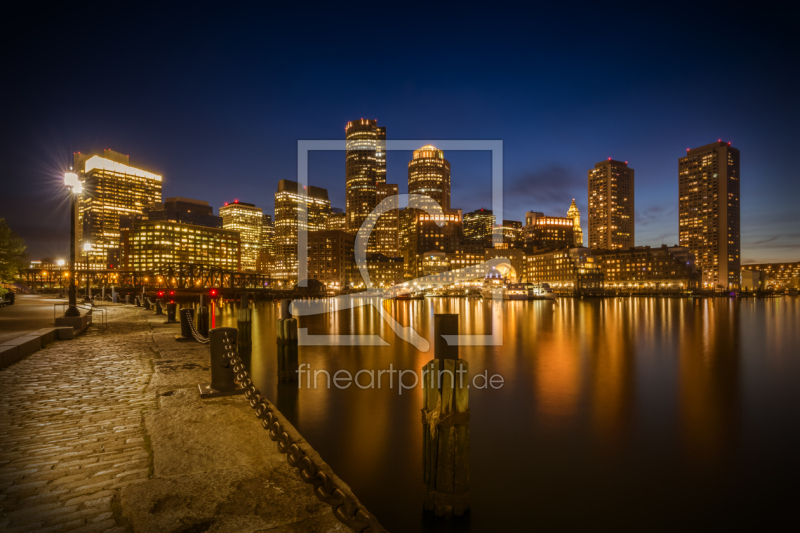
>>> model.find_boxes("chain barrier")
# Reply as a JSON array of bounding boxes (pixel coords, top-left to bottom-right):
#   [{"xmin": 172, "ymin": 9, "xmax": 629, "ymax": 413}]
[
  {"xmin": 219, "ymin": 331, "xmax": 386, "ymax": 532},
  {"xmin": 185, "ymin": 309, "xmax": 209, "ymax": 344}
]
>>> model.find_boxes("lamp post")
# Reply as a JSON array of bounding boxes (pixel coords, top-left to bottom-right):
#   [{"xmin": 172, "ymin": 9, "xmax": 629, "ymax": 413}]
[
  {"xmin": 83, "ymin": 242, "xmax": 92, "ymax": 303},
  {"xmin": 64, "ymin": 171, "xmax": 82, "ymax": 317}
]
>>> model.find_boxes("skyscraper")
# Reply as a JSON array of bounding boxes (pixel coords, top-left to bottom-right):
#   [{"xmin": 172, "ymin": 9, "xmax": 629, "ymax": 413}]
[
  {"xmin": 408, "ymin": 145, "xmax": 450, "ymax": 213},
  {"xmin": 274, "ymin": 179, "xmax": 331, "ymax": 282},
  {"xmin": 257, "ymin": 213, "xmax": 275, "ymax": 273},
  {"xmin": 345, "ymin": 119, "xmax": 383, "ymax": 233},
  {"xmin": 75, "ymin": 149, "xmax": 162, "ymax": 268},
  {"xmin": 588, "ymin": 159, "xmax": 634, "ymax": 250},
  {"xmin": 567, "ymin": 199, "xmax": 584, "ymax": 246},
  {"xmin": 375, "ymin": 182, "xmax": 399, "ymax": 256},
  {"xmin": 679, "ymin": 141, "xmax": 741, "ymax": 289},
  {"xmin": 219, "ymin": 201, "xmax": 263, "ymax": 271}
]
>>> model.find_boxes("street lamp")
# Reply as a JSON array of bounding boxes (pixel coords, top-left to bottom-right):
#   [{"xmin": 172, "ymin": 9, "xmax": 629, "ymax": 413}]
[
  {"xmin": 64, "ymin": 171, "xmax": 82, "ymax": 317},
  {"xmin": 83, "ymin": 242, "xmax": 92, "ymax": 302}
]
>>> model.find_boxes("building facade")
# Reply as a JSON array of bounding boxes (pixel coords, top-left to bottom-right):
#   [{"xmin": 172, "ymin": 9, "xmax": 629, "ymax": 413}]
[
  {"xmin": 523, "ymin": 212, "xmax": 574, "ymax": 250},
  {"xmin": 307, "ymin": 230, "xmax": 355, "ymax": 291},
  {"xmin": 406, "ymin": 212, "xmax": 463, "ymax": 279},
  {"xmin": 257, "ymin": 214, "xmax": 275, "ymax": 273},
  {"xmin": 463, "ymin": 208, "xmax": 495, "ymax": 242},
  {"xmin": 75, "ymin": 149, "xmax": 162, "ymax": 268},
  {"xmin": 326, "ymin": 210, "xmax": 347, "ymax": 232},
  {"xmin": 592, "ymin": 245, "xmax": 700, "ymax": 291},
  {"xmin": 408, "ymin": 144, "xmax": 451, "ymax": 214},
  {"xmin": 588, "ymin": 159, "xmax": 635, "ymax": 250},
  {"xmin": 741, "ymin": 262, "xmax": 799, "ymax": 290},
  {"xmin": 219, "ymin": 201, "xmax": 263, "ymax": 272},
  {"xmin": 527, "ymin": 247, "xmax": 604, "ymax": 294},
  {"xmin": 274, "ymin": 180, "xmax": 331, "ymax": 282},
  {"xmin": 366, "ymin": 254, "xmax": 404, "ymax": 288},
  {"xmin": 375, "ymin": 182, "xmax": 400, "ymax": 256},
  {"xmin": 145, "ymin": 197, "xmax": 221, "ymax": 228},
  {"xmin": 120, "ymin": 220, "xmax": 240, "ymax": 272},
  {"xmin": 679, "ymin": 141, "xmax": 741, "ymax": 289}
]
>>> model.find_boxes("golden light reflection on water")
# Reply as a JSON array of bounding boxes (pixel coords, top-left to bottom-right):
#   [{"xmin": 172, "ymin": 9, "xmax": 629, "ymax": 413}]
[{"xmin": 204, "ymin": 296, "xmax": 800, "ymax": 531}]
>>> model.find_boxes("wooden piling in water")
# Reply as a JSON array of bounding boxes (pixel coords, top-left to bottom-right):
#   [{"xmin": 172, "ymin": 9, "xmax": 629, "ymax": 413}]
[
  {"xmin": 422, "ymin": 313, "xmax": 470, "ymax": 516},
  {"xmin": 276, "ymin": 300, "xmax": 298, "ymax": 382}
]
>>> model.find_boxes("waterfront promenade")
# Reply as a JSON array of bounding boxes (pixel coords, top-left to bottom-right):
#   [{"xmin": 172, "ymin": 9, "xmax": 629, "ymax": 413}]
[{"xmin": 0, "ymin": 305, "xmax": 344, "ymax": 532}]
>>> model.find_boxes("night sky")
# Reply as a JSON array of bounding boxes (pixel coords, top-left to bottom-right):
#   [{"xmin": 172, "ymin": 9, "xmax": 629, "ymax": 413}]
[{"xmin": 2, "ymin": 3, "xmax": 798, "ymax": 263}]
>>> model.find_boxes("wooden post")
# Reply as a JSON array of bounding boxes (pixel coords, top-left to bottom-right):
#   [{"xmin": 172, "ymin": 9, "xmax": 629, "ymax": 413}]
[
  {"xmin": 422, "ymin": 314, "xmax": 470, "ymax": 516},
  {"xmin": 238, "ymin": 293, "xmax": 253, "ymax": 370},
  {"xmin": 276, "ymin": 300, "xmax": 298, "ymax": 382}
]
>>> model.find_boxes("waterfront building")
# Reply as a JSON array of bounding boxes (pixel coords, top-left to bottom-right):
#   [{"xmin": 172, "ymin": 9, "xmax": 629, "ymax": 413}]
[
  {"xmin": 592, "ymin": 245, "xmax": 700, "ymax": 291},
  {"xmin": 420, "ymin": 251, "xmax": 451, "ymax": 278},
  {"xmin": 120, "ymin": 220, "xmax": 240, "ymax": 271},
  {"xmin": 447, "ymin": 241, "xmax": 488, "ymax": 272},
  {"xmin": 463, "ymin": 208, "xmax": 495, "ymax": 242},
  {"xmin": 526, "ymin": 247, "xmax": 604, "ymax": 294},
  {"xmin": 219, "ymin": 201, "xmax": 263, "ymax": 271},
  {"xmin": 741, "ymin": 270, "xmax": 765, "ymax": 291},
  {"xmin": 741, "ymin": 262, "xmax": 800, "ymax": 290},
  {"xmin": 307, "ymin": 230, "xmax": 355, "ymax": 291},
  {"xmin": 366, "ymin": 253, "xmax": 404, "ymax": 288},
  {"xmin": 485, "ymin": 247, "xmax": 526, "ymax": 282},
  {"xmin": 679, "ymin": 141, "xmax": 741, "ymax": 289},
  {"xmin": 74, "ymin": 149, "xmax": 162, "ymax": 268},
  {"xmin": 523, "ymin": 212, "xmax": 574, "ymax": 250},
  {"xmin": 326, "ymin": 209, "xmax": 347, "ymax": 231},
  {"xmin": 499, "ymin": 220, "xmax": 524, "ymax": 247},
  {"xmin": 406, "ymin": 212, "xmax": 462, "ymax": 279},
  {"xmin": 274, "ymin": 180, "xmax": 331, "ymax": 282},
  {"xmin": 588, "ymin": 159, "xmax": 634, "ymax": 250},
  {"xmin": 345, "ymin": 119, "xmax": 384, "ymax": 234},
  {"xmin": 567, "ymin": 199, "xmax": 584, "ymax": 246},
  {"xmin": 375, "ymin": 182, "xmax": 400, "ymax": 256},
  {"xmin": 145, "ymin": 197, "xmax": 221, "ymax": 228}
]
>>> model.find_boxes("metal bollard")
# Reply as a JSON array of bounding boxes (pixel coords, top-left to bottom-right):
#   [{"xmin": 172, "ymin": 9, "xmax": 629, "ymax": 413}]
[
  {"xmin": 198, "ymin": 327, "xmax": 245, "ymax": 398},
  {"xmin": 124, "ymin": 294, "xmax": 131, "ymax": 305},
  {"xmin": 135, "ymin": 296, "xmax": 142, "ymax": 307},
  {"xmin": 176, "ymin": 308, "xmax": 194, "ymax": 341},
  {"xmin": 112, "ymin": 293, "xmax": 119, "ymax": 303},
  {"xmin": 143, "ymin": 297, "xmax": 152, "ymax": 310},
  {"xmin": 154, "ymin": 299, "xmax": 164, "ymax": 315},
  {"xmin": 165, "ymin": 302, "xmax": 178, "ymax": 323},
  {"xmin": 197, "ymin": 305, "xmax": 209, "ymax": 337},
  {"xmin": 422, "ymin": 314, "xmax": 470, "ymax": 517}
]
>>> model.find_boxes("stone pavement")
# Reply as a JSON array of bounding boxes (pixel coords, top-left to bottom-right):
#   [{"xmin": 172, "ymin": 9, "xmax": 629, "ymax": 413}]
[{"xmin": 0, "ymin": 305, "xmax": 346, "ymax": 532}]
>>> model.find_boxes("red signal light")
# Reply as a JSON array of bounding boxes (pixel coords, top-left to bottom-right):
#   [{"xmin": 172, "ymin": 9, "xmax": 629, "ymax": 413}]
[
  {"xmin": 157, "ymin": 291, "xmax": 164, "ymax": 298},
  {"xmin": 169, "ymin": 291, "xmax": 175, "ymax": 296},
  {"xmin": 210, "ymin": 289, "xmax": 218, "ymax": 297}
]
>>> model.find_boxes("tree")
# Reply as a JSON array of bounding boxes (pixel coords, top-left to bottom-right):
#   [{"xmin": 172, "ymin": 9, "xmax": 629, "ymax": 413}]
[{"xmin": 0, "ymin": 218, "xmax": 27, "ymax": 296}]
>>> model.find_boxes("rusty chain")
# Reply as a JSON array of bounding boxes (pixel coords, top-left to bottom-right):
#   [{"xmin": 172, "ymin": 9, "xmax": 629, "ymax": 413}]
[
  {"xmin": 220, "ymin": 331, "xmax": 386, "ymax": 532},
  {"xmin": 185, "ymin": 308, "xmax": 209, "ymax": 344}
]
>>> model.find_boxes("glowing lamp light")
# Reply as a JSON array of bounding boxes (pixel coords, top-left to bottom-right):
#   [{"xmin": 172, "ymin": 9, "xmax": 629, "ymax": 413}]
[
  {"xmin": 57, "ymin": 259, "xmax": 65, "ymax": 267},
  {"xmin": 234, "ymin": 199, "xmax": 239, "ymax": 203},
  {"xmin": 83, "ymin": 242, "xmax": 92, "ymax": 252},
  {"xmin": 64, "ymin": 171, "xmax": 83, "ymax": 193}
]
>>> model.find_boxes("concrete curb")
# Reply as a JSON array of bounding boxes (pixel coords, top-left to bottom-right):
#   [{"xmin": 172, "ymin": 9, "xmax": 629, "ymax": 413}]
[{"xmin": 0, "ymin": 327, "xmax": 77, "ymax": 370}]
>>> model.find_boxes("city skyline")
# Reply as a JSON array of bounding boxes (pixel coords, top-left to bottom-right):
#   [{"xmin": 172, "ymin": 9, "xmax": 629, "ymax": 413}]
[{"xmin": 2, "ymin": 5, "xmax": 798, "ymax": 264}]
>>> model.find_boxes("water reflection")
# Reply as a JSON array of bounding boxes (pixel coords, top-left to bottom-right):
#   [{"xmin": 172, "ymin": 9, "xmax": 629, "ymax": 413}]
[{"xmin": 192, "ymin": 296, "xmax": 800, "ymax": 531}]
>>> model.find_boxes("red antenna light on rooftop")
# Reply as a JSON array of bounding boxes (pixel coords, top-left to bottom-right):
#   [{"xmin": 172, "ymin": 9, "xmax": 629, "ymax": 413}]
[
  {"xmin": 234, "ymin": 199, "xmax": 238, "ymax": 203},
  {"xmin": 608, "ymin": 157, "xmax": 612, "ymax": 160}
]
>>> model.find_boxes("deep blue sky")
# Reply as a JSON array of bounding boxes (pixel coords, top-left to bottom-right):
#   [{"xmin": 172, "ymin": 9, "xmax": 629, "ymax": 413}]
[{"xmin": 2, "ymin": 2, "xmax": 798, "ymax": 263}]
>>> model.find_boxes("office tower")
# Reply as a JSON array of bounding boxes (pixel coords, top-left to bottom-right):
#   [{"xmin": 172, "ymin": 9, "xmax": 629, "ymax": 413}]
[
  {"xmin": 523, "ymin": 212, "xmax": 575, "ymax": 250},
  {"xmin": 567, "ymin": 199, "xmax": 584, "ymax": 246},
  {"xmin": 74, "ymin": 149, "xmax": 162, "ymax": 268},
  {"xmin": 499, "ymin": 220, "xmax": 523, "ymax": 247},
  {"xmin": 345, "ymin": 119, "xmax": 383, "ymax": 233},
  {"xmin": 257, "ymin": 214, "xmax": 275, "ymax": 273},
  {"xmin": 408, "ymin": 144, "xmax": 451, "ymax": 213},
  {"xmin": 463, "ymin": 208, "xmax": 495, "ymax": 241},
  {"xmin": 144, "ymin": 197, "xmax": 222, "ymax": 228},
  {"xmin": 679, "ymin": 141, "xmax": 741, "ymax": 289},
  {"xmin": 375, "ymin": 182, "xmax": 400, "ymax": 256},
  {"xmin": 326, "ymin": 210, "xmax": 347, "ymax": 231},
  {"xmin": 274, "ymin": 179, "xmax": 331, "ymax": 282},
  {"xmin": 588, "ymin": 159, "xmax": 635, "ymax": 250},
  {"xmin": 120, "ymin": 220, "xmax": 240, "ymax": 271},
  {"xmin": 219, "ymin": 201, "xmax": 263, "ymax": 271}
]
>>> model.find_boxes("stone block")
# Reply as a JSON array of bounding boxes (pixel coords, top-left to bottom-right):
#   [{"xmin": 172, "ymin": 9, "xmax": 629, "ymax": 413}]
[
  {"xmin": 55, "ymin": 327, "xmax": 75, "ymax": 340},
  {"xmin": 0, "ymin": 335, "xmax": 42, "ymax": 359},
  {"xmin": 0, "ymin": 345, "xmax": 21, "ymax": 369}
]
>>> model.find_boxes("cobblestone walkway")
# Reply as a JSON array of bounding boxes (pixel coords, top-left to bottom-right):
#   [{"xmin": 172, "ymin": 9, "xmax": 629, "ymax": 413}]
[{"xmin": 0, "ymin": 307, "xmax": 156, "ymax": 532}]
